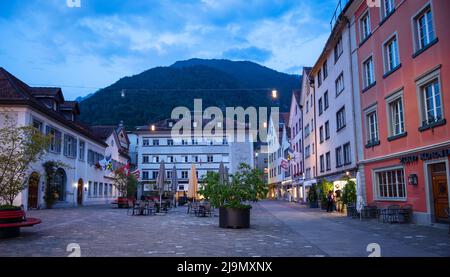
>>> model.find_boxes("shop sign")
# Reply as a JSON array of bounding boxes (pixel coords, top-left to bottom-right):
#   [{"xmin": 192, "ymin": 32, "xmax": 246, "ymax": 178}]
[{"xmin": 400, "ymin": 148, "xmax": 450, "ymax": 164}]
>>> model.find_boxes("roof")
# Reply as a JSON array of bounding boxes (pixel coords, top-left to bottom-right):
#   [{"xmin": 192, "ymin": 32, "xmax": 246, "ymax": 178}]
[
  {"xmin": 0, "ymin": 67, "xmax": 107, "ymax": 147},
  {"xmin": 60, "ymin": 101, "xmax": 80, "ymax": 115},
  {"xmin": 90, "ymin": 125, "xmax": 116, "ymax": 140}
]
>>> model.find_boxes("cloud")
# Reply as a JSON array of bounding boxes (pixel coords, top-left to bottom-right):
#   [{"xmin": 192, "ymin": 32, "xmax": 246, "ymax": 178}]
[
  {"xmin": 222, "ymin": 46, "xmax": 272, "ymax": 62},
  {"xmin": 0, "ymin": 0, "xmax": 339, "ymax": 99}
]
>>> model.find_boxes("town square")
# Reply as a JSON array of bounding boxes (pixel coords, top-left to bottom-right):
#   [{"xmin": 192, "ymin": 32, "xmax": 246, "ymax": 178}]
[{"xmin": 0, "ymin": 0, "xmax": 450, "ymax": 263}]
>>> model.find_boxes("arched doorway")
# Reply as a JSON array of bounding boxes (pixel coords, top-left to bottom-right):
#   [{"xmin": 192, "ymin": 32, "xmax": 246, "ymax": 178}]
[
  {"xmin": 77, "ymin": 179, "xmax": 84, "ymax": 205},
  {"xmin": 53, "ymin": 168, "xmax": 66, "ymax": 201},
  {"xmin": 27, "ymin": 172, "xmax": 40, "ymax": 209}
]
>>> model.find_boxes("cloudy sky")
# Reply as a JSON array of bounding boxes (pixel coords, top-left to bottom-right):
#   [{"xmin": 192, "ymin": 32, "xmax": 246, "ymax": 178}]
[{"xmin": 0, "ymin": 0, "xmax": 338, "ymax": 100}]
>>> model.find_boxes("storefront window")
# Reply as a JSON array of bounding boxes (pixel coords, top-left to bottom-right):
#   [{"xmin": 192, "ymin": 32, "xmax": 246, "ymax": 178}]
[{"xmin": 375, "ymin": 168, "xmax": 406, "ymax": 199}]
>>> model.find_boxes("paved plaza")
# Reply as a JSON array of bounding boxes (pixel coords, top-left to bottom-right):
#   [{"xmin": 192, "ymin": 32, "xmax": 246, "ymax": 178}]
[{"xmin": 0, "ymin": 200, "xmax": 449, "ymax": 257}]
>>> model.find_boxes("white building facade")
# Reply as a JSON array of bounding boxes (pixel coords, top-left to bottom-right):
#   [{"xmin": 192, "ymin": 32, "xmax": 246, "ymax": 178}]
[
  {"xmin": 134, "ymin": 119, "xmax": 254, "ymax": 198},
  {"xmin": 0, "ymin": 68, "xmax": 120, "ymax": 210},
  {"xmin": 310, "ymin": 3, "xmax": 364, "ymax": 195}
]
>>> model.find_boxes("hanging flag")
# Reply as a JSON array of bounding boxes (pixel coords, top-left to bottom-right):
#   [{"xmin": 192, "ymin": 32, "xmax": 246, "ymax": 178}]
[
  {"xmin": 131, "ymin": 169, "xmax": 140, "ymax": 180},
  {"xmin": 281, "ymin": 159, "xmax": 289, "ymax": 171}
]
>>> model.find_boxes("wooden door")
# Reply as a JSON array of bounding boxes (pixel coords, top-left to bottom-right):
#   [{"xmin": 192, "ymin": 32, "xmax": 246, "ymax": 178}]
[
  {"xmin": 431, "ymin": 168, "xmax": 449, "ymax": 222},
  {"xmin": 27, "ymin": 173, "xmax": 39, "ymax": 209},
  {"xmin": 77, "ymin": 180, "xmax": 83, "ymax": 205}
]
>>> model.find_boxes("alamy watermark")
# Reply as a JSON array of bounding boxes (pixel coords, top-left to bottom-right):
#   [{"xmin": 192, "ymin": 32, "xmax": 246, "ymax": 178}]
[
  {"xmin": 170, "ymin": 99, "xmax": 279, "ymax": 144},
  {"xmin": 67, "ymin": 0, "xmax": 81, "ymax": 8}
]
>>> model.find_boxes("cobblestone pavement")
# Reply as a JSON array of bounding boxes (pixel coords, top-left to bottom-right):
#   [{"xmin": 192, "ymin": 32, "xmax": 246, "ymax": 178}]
[{"xmin": 0, "ymin": 200, "xmax": 449, "ymax": 257}]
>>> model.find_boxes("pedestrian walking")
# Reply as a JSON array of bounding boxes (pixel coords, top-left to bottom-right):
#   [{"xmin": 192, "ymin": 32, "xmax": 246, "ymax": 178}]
[{"xmin": 326, "ymin": 190, "xmax": 334, "ymax": 213}]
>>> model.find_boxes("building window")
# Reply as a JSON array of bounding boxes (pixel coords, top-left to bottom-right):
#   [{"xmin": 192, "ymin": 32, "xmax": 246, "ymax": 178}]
[
  {"xmin": 79, "ymin": 140, "xmax": 85, "ymax": 161},
  {"xmin": 93, "ymin": 182, "xmax": 98, "ymax": 197},
  {"xmin": 181, "ymin": 171, "xmax": 188, "ymax": 179},
  {"xmin": 381, "ymin": 0, "xmax": 395, "ymax": 19},
  {"xmin": 182, "ymin": 139, "xmax": 188, "ymax": 145},
  {"xmin": 207, "ymin": 155, "xmax": 213, "ymax": 163},
  {"xmin": 182, "ymin": 156, "xmax": 188, "ymax": 163},
  {"xmin": 320, "ymin": 155, "xmax": 325, "ymax": 173},
  {"xmin": 324, "ymin": 91, "xmax": 329, "ymax": 110},
  {"xmin": 318, "ymin": 98, "xmax": 323, "ymax": 115},
  {"xmin": 414, "ymin": 6, "xmax": 436, "ymax": 51},
  {"xmin": 153, "ymin": 139, "xmax": 159, "ymax": 146},
  {"xmin": 325, "ymin": 121, "xmax": 330, "ymax": 140},
  {"xmin": 32, "ymin": 118, "xmax": 43, "ymax": 132},
  {"xmin": 343, "ymin": 143, "xmax": 351, "ymax": 165},
  {"xmin": 304, "ymin": 124, "xmax": 310, "ymax": 138},
  {"xmin": 305, "ymin": 145, "xmax": 311, "ymax": 158},
  {"xmin": 167, "ymin": 139, "xmax": 174, "ymax": 146},
  {"xmin": 375, "ymin": 168, "xmax": 406, "ymax": 199},
  {"xmin": 152, "ymin": 171, "xmax": 159, "ymax": 180},
  {"xmin": 143, "ymin": 155, "xmax": 149, "ymax": 164},
  {"xmin": 317, "ymin": 69, "xmax": 322, "ymax": 87},
  {"xmin": 417, "ymin": 69, "xmax": 444, "ymax": 129},
  {"xmin": 46, "ymin": 126, "xmax": 62, "ymax": 153},
  {"xmin": 319, "ymin": 126, "xmax": 324, "ymax": 143},
  {"xmin": 192, "ymin": 156, "xmax": 199, "ymax": 163},
  {"xmin": 335, "ymin": 146, "xmax": 343, "ymax": 167},
  {"xmin": 336, "ymin": 106, "xmax": 346, "ymax": 131},
  {"xmin": 323, "ymin": 60, "xmax": 328, "ymax": 80},
  {"xmin": 153, "ymin": 156, "xmax": 160, "ymax": 163},
  {"xmin": 387, "ymin": 93, "xmax": 405, "ymax": 137},
  {"xmin": 168, "ymin": 156, "xmax": 174, "ymax": 163},
  {"xmin": 99, "ymin": 183, "xmax": 103, "ymax": 197},
  {"xmin": 142, "ymin": 171, "xmax": 149, "ymax": 180},
  {"xmin": 63, "ymin": 134, "xmax": 77, "ymax": 158},
  {"xmin": 166, "ymin": 171, "xmax": 172, "ymax": 179},
  {"xmin": 366, "ymin": 111, "xmax": 379, "ymax": 144},
  {"xmin": 88, "ymin": 181, "xmax": 92, "ymax": 197},
  {"xmin": 335, "ymin": 73, "xmax": 344, "ymax": 96},
  {"xmin": 326, "ymin": 152, "xmax": 331, "ymax": 171},
  {"xmin": 363, "ymin": 56, "xmax": 375, "ymax": 88},
  {"xmin": 360, "ymin": 10, "xmax": 371, "ymax": 41},
  {"xmin": 334, "ymin": 37, "xmax": 343, "ymax": 62},
  {"xmin": 143, "ymin": 139, "xmax": 149, "ymax": 146},
  {"xmin": 384, "ymin": 35, "xmax": 400, "ymax": 73}
]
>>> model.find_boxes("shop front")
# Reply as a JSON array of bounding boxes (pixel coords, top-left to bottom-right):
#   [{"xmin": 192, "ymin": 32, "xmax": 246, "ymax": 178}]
[{"xmin": 364, "ymin": 147, "xmax": 450, "ymax": 225}]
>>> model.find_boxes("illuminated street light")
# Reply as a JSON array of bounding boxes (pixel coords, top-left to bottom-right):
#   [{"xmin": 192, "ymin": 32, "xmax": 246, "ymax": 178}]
[
  {"xmin": 151, "ymin": 125, "xmax": 156, "ymax": 131},
  {"xmin": 121, "ymin": 89, "xmax": 125, "ymax": 98},
  {"xmin": 263, "ymin": 122, "xmax": 268, "ymax": 128},
  {"xmin": 272, "ymin": 90, "xmax": 278, "ymax": 99}
]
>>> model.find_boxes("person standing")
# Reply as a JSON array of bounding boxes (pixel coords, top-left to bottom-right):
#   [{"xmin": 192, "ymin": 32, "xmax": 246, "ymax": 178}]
[{"xmin": 326, "ymin": 190, "xmax": 334, "ymax": 213}]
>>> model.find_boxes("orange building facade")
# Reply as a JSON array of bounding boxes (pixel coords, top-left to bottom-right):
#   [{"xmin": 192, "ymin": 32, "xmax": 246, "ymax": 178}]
[{"xmin": 354, "ymin": 0, "xmax": 450, "ymax": 224}]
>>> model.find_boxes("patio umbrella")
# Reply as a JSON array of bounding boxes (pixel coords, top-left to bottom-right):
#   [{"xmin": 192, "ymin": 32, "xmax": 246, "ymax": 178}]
[
  {"xmin": 171, "ymin": 165, "xmax": 178, "ymax": 207},
  {"xmin": 157, "ymin": 160, "xmax": 166, "ymax": 210},
  {"xmin": 187, "ymin": 164, "xmax": 198, "ymax": 201},
  {"xmin": 224, "ymin": 166, "xmax": 230, "ymax": 185},
  {"xmin": 218, "ymin": 162, "xmax": 225, "ymax": 184},
  {"xmin": 356, "ymin": 171, "xmax": 365, "ymax": 219}
]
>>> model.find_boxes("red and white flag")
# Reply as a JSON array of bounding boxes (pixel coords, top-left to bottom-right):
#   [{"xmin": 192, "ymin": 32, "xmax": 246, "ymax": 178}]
[
  {"xmin": 281, "ymin": 159, "xmax": 289, "ymax": 171},
  {"xmin": 131, "ymin": 169, "xmax": 140, "ymax": 180}
]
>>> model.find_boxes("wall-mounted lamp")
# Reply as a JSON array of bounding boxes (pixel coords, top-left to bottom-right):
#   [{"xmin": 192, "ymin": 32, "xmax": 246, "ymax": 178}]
[{"xmin": 408, "ymin": 174, "xmax": 418, "ymax": 185}]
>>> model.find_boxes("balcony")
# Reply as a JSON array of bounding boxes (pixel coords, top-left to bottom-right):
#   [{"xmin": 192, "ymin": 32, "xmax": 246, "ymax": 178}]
[{"xmin": 330, "ymin": 0, "xmax": 350, "ymax": 31}]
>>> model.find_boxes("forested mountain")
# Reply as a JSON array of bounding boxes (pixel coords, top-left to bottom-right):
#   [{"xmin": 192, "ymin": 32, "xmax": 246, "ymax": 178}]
[{"xmin": 79, "ymin": 59, "xmax": 301, "ymax": 129}]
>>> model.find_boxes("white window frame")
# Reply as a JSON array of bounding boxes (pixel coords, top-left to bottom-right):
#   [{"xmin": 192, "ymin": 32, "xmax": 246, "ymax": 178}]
[
  {"xmin": 364, "ymin": 103, "xmax": 379, "ymax": 144},
  {"xmin": 412, "ymin": 3, "xmax": 436, "ymax": 52},
  {"xmin": 416, "ymin": 66, "xmax": 444, "ymax": 126},
  {"xmin": 386, "ymin": 89, "xmax": 405, "ymax": 137},
  {"xmin": 362, "ymin": 55, "xmax": 375, "ymax": 88},
  {"xmin": 372, "ymin": 166, "xmax": 407, "ymax": 201},
  {"xmin": 382, "ymin": 33, "xmax": 400, "ymax": 74},
  {"xmin": 380, "ymin": 0, "xmax": 395, "ymax": 19},
  {"xmin": 335, "ymin": 73, "xmax": 344, "ymax": 96},
  {"xmin": 360, "ymin": 9, "xmax": 371, "ymax": 41}
]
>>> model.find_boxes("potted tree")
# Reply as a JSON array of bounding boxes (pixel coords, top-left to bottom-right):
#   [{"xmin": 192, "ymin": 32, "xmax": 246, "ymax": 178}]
[
  {"xmin": 199, "ymin": 163, "xmax": 267, "ymax": 229},
  {"xmin": 342, "ymin": 179, "xmax": 357, "ymax": 217},
  {"xmin": 0, "ymin": 113, "xmax": 48, "ymax": 237},
  {"xmin": 112, "ymin": 169, "xmax": 137, "ymax": 208},
  {"xmin": 307, "ymin": 185, "xmax": 319, "ymax": 208},
  {"xmin": 318, "ymin": 179, "xmax": 333, "ymax": 210}
]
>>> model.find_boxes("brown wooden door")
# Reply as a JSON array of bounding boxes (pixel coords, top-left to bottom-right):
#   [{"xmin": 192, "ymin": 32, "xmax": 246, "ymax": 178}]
[
  {"xmin": 432, "ymin": 172, "xmax": 449, "ymax": 222},
  {"xmin": 77, "ymin": 181, "xmax": 83, "ymax": 205},
  {"xmin": 27, "ymin": 173, "xmax": 39, "ymax": 209}
]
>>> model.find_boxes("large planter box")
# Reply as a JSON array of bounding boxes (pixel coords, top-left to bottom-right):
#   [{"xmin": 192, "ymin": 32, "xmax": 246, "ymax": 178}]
[
  {"xmin": 0, "ymin": 209, "xmax": 24, "ymax": 239},
  {"xmin": 219, "ymin": 207, "xmax": 250, "ymax": 229}
]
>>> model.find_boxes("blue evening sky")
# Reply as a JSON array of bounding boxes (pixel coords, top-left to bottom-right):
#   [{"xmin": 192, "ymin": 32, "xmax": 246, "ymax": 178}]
[{"xmin": 0, "ymin": 0, "xmax": 339, "ymax": 100}]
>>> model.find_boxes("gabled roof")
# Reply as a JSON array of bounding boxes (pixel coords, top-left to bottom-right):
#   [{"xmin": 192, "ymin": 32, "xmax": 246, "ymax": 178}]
[
  {"xmin": 60, "ymin": 101, "xmax": 80, "ymax": 115},
  {"xmin": 0, "ymin": 67, "xmax": 107, "ymax": 147},
  {"xmin": 30, "ymin": 87, "xmax": 64, "ymax": 103}
]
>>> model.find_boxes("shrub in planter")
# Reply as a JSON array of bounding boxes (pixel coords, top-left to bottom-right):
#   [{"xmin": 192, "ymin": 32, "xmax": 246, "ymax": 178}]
[
  {"xmin": 342, "ymin": 178, "xmax": 357, "ymax": 217},
  {"xmin": 307, "ymin": 185, "xmax": 319, "ymax": 208},
  {"xmin": 112, "ymin": 168, "xmax": 138, "ymax": 208},
  {"xmin": 199, "ymin": 163, "xmax": 267, "ymax": 229}
]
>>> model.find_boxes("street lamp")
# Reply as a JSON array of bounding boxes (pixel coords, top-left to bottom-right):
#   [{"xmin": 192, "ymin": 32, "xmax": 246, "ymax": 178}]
[
  {"xmin": 151, "ymin": 124, "xmax": 156, "ymax": 132},
  {"xmin": 271, "ymin": 90, "xmax": 278, "ymax": 99}
]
